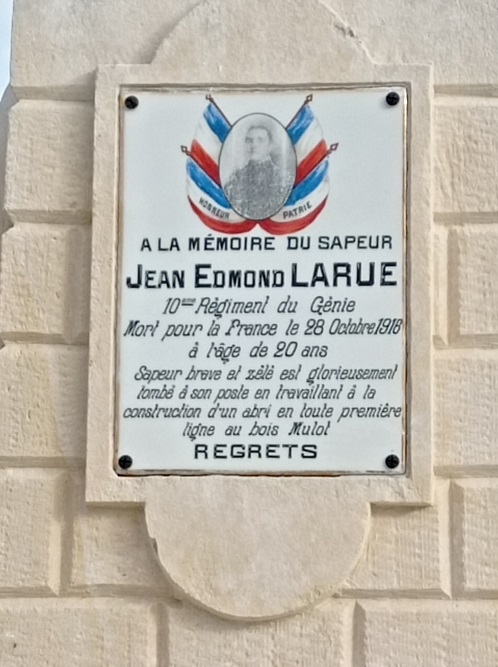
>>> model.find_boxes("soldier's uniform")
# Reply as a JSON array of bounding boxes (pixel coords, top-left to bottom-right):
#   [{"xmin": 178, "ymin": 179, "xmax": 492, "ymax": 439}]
[{"xmin": 225, "ymin": 158, "xmax": 289, "ymax": 220}]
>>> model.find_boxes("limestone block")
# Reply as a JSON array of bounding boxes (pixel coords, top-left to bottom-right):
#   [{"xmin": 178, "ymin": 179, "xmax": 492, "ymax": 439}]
[
  {"xmin": 10, "ymin": 0, "xmax": 200, "ymax": 98},
  {"xmin": 344, "ymin": 482, "xmax": 450, "ymax": 595},
  {"xmin": 433, "ymin": 227, "xmax": 448, "ymax": 346},
  {"xmin": 0, "ymin": 599, "xmax": 157, "ymax": 666},
  {"xmin": 357, "ymin": 601, "xmax": 498, "ymax": 666},
  {"xmin": 435, "ymin": 353, "xmax": 498, "ymax": 469},
  {"xmin": 435, "ymin": 101, "xmax": 498, "ymax": 215},
  {"xmin": 68, "ymin": 474, "xmax": 170, "ymax": 593},
  {"xmin": 326, "ymin": 0, "xmax": 498, "ymax": 87},
  {"xmin": 0, "ymin": 470, "xmax": 64, "ymax": 594},
  {"xmin": 452, "ymin": 481, "xmax": 498, "ymax": 594},
  {"xmin": 0, "ymin": 87, "xmax": 16, "ymax": 234},
  {"xmin": 0, "ymin": 343, "xmax": 88, "ymax": 461},
  {"xmin": 167, "ymin": 601, "xmax": 353, "ymax": 666},
  {"xmin": 11, "ymin": 0, "xmax": 498, "ymax": 95},
  {"xmin": 0, "ymin": 224, "xmax": 90, "ymax": 342},
  {"xmin": 4, "ymin": 100, "xmax": 93, "ymax": 223},
  {"xmin": 447, "ymin": 227, "xmax": 498, "ymax": 342}
]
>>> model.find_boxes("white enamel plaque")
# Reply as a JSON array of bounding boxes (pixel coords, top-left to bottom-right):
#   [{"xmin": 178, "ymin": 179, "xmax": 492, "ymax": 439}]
[{"xmin": 116, "ymin": 87, "xmax": 407, "ymax": 475}]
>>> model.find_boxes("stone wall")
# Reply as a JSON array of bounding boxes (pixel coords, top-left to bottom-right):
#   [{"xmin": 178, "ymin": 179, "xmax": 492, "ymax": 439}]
[{"xmin": 1, "ymin": 0, "xmax": 498, "ymax": 664}]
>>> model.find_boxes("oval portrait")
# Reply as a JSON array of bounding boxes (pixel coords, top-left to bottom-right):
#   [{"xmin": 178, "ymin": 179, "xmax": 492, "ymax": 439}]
[{"xmin": 219, "ymin": 113, "xmax": 297, "ymax": 221}]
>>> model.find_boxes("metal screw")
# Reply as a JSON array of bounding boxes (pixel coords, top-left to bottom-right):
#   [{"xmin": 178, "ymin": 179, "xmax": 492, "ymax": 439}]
[
  {"xmin": 385, "ymin": 454, "xmax": 400, "ymax": 469},
  {"xmin": 118, "ymin": 455, "xmax": 133, "ymax": 470},
  {"xmin": 124, "ymin": 95, "xmax": 139, "ymax": 110},
  {"xmin": 385, "ymin": 92, "xmax": 400, "ymax": 107}
]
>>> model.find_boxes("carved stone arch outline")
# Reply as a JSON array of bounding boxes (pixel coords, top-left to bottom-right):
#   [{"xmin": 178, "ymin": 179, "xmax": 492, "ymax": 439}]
[
  {"xmin": 87, "ymin": 0, "xmax": 433, "ymax": 620},
  {"xmin": 152, "ymin": 0, "xmax": 374, "ymax": 81}
]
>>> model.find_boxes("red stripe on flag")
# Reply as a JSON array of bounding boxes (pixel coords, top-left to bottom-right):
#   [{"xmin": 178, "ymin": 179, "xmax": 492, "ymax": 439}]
[
  {"xmin": 189, "ymin": 199, "xmax": 257, "ymax": 235},
  {"xmin": 295, "ymin": 140, "xmax": 328, "ymax": 184},
  {"xmin": 191, "ymin": 140, "xmax": 221, "ymax": 185},
  {"xmin": 259, "ymin": 198, "xmax": 327, "ymax": 235}
]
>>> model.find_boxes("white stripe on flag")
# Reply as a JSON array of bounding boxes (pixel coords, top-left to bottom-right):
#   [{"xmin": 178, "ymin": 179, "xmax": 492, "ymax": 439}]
[
  {"xmin": 294, "ymin": 116, "xmax": 324, "ymax": 163},
  {"xmin": 194, "ymin": 116, "xmax": 223, "ymax": 164}
]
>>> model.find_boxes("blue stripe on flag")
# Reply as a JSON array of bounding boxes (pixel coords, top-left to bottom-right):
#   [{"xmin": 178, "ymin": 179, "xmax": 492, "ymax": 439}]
[
  {"xmin": 204, "ymin": 103, "xmax": 230, "ymax": 142},
  {"xmin": 187, "ymin": 159, "xmax": 231, "ymax": 209},
  {"xmin": 287, "ymin": 105, "xmax": 314, "ymax": 144},
  {"xmin": 286, "ymin": 159, "xmax": 328, "ymax": 206}
]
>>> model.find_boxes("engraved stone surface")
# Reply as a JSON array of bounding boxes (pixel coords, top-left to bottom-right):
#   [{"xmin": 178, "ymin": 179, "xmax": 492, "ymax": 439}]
[
  {"xmin": 452, "ymin": 481, "xmax": 498, "ymax": 594},
  {"xmin": 0, "ymin": 344, "xmax": 88, "ymax": 461},
  {"xmin": 345, "ymin": 482, "xmax": 450, "ymax": 595},
  {"xmin": 435, "ymin": 354, "xmax": 498, "ymax": 469},
  {"xmin": 0, "ymin": 600, "xmax": 158, "ymax": 665},
  {"xmin": 4, "ymin": 101, "xmax": 93, "ymax": 223},
  {"xmin": 448, "ymin": 227, "xmax": 498, "ymax": 341},
  {"xmin": 0, "ymin": 224, "xmax": 90, "ymax": 342},
  {"xmin": 357, "ymin": 601, "xmax": 498, "ymax": 666},
  {"xmin": 166, "ymin": 600, "xmax": 353, "ymax": 666}
]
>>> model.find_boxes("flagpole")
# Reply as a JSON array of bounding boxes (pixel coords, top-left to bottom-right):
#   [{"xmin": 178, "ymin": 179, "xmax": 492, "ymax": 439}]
[
  {"xmin": 205, "ymin": 94, "xmax": 232, "ymax": 127},
  {"xmin": 286, "ymin": 94, "xmax": 313, "ymax": 128}
]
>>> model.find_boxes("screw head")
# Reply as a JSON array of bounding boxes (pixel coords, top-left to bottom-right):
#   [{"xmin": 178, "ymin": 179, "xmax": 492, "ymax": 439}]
[
  {"xmin": 118, "ymin": 455, "xmax": 133, "ymax": 470},
  {"xmin": 124, "ymin": 95, "xmax": 139, "ymax": 110},
  {"xmin": 386, "ymin": 92, "xmax": 400, "ymax": 107},
  {"xmin": 385, "ymin": 454, "xmax": 400, "ymax": 469}
]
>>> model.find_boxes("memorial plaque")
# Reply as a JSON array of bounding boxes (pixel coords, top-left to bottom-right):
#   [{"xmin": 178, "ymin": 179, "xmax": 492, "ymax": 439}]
[{"xmin": 116, "ymin": 87, "xmax": 406, "ymax": 475}]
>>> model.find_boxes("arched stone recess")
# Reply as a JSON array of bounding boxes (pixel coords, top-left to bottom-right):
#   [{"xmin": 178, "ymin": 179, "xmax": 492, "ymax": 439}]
[
  {"xmin": 87, "ymin": 0, "xmax": 433, "ymax": 621},
  {"xmin": 152, "ymin": 0, "xmax": 374, "ymax": 82}
]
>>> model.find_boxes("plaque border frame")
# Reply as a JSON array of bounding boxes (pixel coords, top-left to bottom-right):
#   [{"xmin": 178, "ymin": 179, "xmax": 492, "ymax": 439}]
[
  {"xmin": 87, "ymin": 63, "xmax": 432, "ymax": 506},
  {"xmin": 113, "ymin": 83, "xmax": 409, "ymax": 477}
]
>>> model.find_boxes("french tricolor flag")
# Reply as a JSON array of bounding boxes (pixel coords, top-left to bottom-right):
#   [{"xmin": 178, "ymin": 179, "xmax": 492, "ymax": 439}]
[
  {"xmin": 261, "ymin": 97, "xmax": 337, "ymax": 235},
  {"xmin": 183, "ymin": 98, "xmax": 256, "ymax": 234},
  {"xmin": 184, "ymin": 95, "xmax": 337, "ymax": 235}
]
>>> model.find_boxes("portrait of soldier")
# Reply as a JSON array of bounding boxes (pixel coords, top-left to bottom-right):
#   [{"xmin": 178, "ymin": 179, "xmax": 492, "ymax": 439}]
[{"xmin": 221, "ymin": 118, "xmax": 296, "ymax": 220}]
